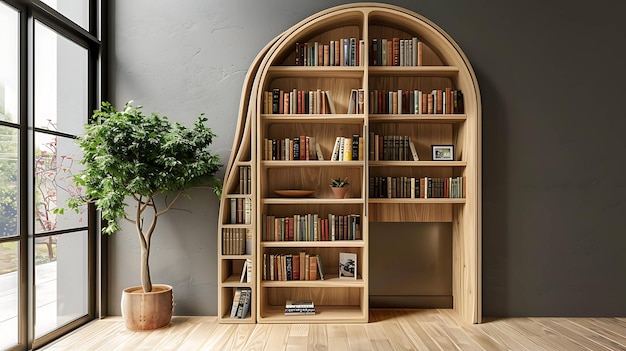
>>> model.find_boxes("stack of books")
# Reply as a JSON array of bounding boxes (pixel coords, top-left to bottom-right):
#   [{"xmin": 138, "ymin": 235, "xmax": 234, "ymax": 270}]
[{"xmin": 285, "ymin": 300, "xmax": 315, "ymax": 316}]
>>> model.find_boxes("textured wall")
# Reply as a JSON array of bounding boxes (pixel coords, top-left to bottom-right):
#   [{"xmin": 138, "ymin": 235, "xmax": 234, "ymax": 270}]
[{"xmin": 109, "ymin": 0, "xmax": 626, "ymax": 317}]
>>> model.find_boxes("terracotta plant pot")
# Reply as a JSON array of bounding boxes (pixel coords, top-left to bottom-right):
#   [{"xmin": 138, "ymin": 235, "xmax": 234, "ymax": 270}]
[
  {"xmin": 330, "ymin": 186, "xmax": 349, "ymax": 199},
  {"xmin": 121, "ymin": 284, "xmax": 174, "ymax": 331}
]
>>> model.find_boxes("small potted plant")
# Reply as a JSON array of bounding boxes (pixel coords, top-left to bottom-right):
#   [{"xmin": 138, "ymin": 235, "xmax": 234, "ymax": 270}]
[
  {"xmin": 63, "ymin": 101, "xmax": 222, "ymax": 330},
  {"xmin": 330, "ymin": 177, "xmax": 349, "ymax": 199}
]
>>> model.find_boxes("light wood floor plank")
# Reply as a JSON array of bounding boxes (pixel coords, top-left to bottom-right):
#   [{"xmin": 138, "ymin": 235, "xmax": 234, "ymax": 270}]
[
  {"xmin": 263, "ymin": 324, "xmax": 290, "ymax": 351},
  {"xmin": 241, "ymin": 323, "xmax": 272, "ymax": 351},
  {"xmin": 327, "ymin": 324, "xmax": 350, "ymax": 351},
  {"xmin": 40, "ymin": 311, "xmax": 626, "ymax": 351},
  {"xmin": 307, "ymin": 324, "xmax": 328, "ymax": 351},
  {"xmin": 438, "ymin": 309, "xmax": 507, "ymax": 351},
  {"xmin": 536, "ymin": 318, "xmax": 615, "ymax": 351},
  {"xmin": 567, "ymin": 318, "xmax": 626, "ymax": 350},
  {"xmin": 286, "ymin": 324, "xmax": 309, "ymax": 351},
  {"xmin": 346, "ymin": 324, "xmax": 373, "ymax": 351}
]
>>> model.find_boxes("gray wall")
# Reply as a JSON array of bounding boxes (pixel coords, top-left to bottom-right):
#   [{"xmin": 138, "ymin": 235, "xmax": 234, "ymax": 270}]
[{"xmin": 109, "ymin": 0, "xmax": 626, "ymax": 317}]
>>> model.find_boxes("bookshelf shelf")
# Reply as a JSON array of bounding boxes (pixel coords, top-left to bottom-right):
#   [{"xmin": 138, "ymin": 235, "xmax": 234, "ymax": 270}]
[
  {"xmin": 262, "ymin": 198, "xmax": 364, "ymax": 205},
  {"xmin": 267, "ymin": 66, "xmax": 365, "ymax": 79},
  {"xmin": 262, "ymin": 275, "xmax": 365, "ymax": 288},
  {"xmin": 368, "ymin": 161, "xmax": 466, "ymax": 167},
  {"xmin": 261, "ymin": 160, "xmax": 365, "ymax": 168},
  {"xmin": 221, "ymin": 254, "xmax": 253, "ymax": 260},
  {"xmin": 261, "ymin": 241, "xmax": 365, "ymax": 248},
  {"xmin": 219, "ymin": 2, "xmax": 481, "ymax": 325},
  {"xmin": 262, "ymin": 114, "xmax": 365, "ymax": 124},
  {"xmin": 222, "ymin": 275, "xmax": 254, "ymax": 288},
  {"xmin": 260, "ymin": 305, "xmax": 367, "ymax": 323},
  {"xmin": 368, "ymin": 66, "xmax": 459, "ymax": 77},
  {"xmin": 368, "ymin": 114, "xmax": 466, "ymax": 123},
  {"xmin": 368, "ymin": 198, "xmax": 466, "ymax": 204}
]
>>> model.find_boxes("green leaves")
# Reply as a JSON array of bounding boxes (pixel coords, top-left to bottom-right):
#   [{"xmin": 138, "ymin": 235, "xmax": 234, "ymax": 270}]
[{"xmin": 68, "ymin": 101, "xmax": 222, "ymax": 235}]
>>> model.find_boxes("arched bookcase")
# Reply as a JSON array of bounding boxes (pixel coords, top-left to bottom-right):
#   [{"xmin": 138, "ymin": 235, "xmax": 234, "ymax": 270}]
[{"xmin": 217, "ymin": 3, "xmax": 481, "ymax": 324}]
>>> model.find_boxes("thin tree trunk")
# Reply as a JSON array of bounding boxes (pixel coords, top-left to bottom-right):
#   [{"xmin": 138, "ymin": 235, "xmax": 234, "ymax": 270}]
[{"xmin": 140, "ymin": 241, "xmax": 152, "ymax": 293}]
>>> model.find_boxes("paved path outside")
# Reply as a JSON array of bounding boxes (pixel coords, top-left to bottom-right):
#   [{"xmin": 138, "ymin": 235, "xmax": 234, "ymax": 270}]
[{"xmin": 0, "ymin": 262, "xmax": 58, "ymax": 350}]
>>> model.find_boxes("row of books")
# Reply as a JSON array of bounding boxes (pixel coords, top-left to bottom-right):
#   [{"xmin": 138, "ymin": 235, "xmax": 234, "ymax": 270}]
[
  {"xmin": 263, "ymin": 252, "xmax": 325, "ymax": 281},
  {"xmin": 370, "ymin": 37, "xmax": 423, "ymax": 66},
  {"xmin": 370, "ymin": 89, "xmax": 464, "ymax": 115},
  {"xmin": 262, "ymin": 213, "xmax": 362, "ymax": 242},
  {"xmin": 370, "ymin": 176, "xmax": 465, "ymax": 199},
  {"xmin": 222, "ymin": 228, "xmax": 247, "ymax": 255},
  {"xmin": 263, "ymin": 136, "xmax": 323, "ymax": 161},
  {"xmin": 368, "ymin": 134, "xmax": 419, "ymax": 161},
  {"xmin": 238, "ymin": 166, "xmax": 251, "ymax": 195},
  {"xmin": 263, "ymin": 89, "xmax": 337, "ymax": 115},
  {"xmin": 229, "ymin": 197, "xmax": 252, "ymax": 224},
  {"xmin": 330, "ymin": 135, "xmax": 364, "ymax": 161},
  {"xmin": 262, "ymin": 87, "xmax": 463, "ymax": 115},
  {"xmin": 285, "ymin": 300, "xmax": 315, "ymax": 316},
  {"xmin": 229, "ymin": 288, "xmax": 251, "ymax": 319},
  {"xmin": 295, "ymin": 38, "xmax": 365, "ymax": 66}
]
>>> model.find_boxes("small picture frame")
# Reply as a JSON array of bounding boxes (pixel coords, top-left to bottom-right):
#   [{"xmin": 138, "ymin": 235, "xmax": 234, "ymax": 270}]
[
  {"xmin": 431, "ymin": 145, "xmax": 454, "ymax": 161},
  {"xmin": 339, "ymin": 252, "xmax": 357, "ymax": 279}
]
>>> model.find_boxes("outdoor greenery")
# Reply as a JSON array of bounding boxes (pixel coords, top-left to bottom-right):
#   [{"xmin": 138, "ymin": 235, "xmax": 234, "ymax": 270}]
[
  {"xmin": 0, "ymin": 101, "xmax": 17, "ymax": 238},
  {"xmin": 64, "ymin": 101, "xmax": 222, "ymax": 293}
]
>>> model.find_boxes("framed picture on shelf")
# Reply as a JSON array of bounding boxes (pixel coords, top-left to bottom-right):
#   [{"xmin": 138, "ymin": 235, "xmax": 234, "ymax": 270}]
[
  {"xmin": 431, "ymin": 145, "xmax": 454, "ymax": 161},
  {"xmin": 339, "ymin": 252, "xmax": 357, "ymax": 279}
]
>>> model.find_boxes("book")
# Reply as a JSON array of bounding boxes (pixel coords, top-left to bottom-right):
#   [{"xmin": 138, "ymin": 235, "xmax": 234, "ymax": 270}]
[
  {"xmin": 246, "ymin": 258, "xmax": 253, "ymax": 283},
  {"xmin": 347, "ymin": 89, "xmax": 357, "ymax": 114},
  {"xmin": 409, "ymin": 139, "xmax": 419, "ymax": 161},
  {"xmin": 239, "ymin": 259, "xmax": 248, "ymax": 283},
  {"xmin": 285, "ymin": 299, "xmax": 315, "ymax": 315},
  {"xmin": 309, "ymin": 255, "xmax": 318, "ymax": 280},
  {"xmin": 316, "ymin": 254, "xmax": 325, "ymax": 280},
  {"xmin": 315, "ymin": 142, "xmax": 324, "ymax": 160},
  {"xmin": 325, "ymin": 90, "xmax": 337, "ymax": 114},
  {"xmin": 230, "ymin": 288, "xmax": 242, "ymax": 318},
  {"xmin": 339, "ymin": 252, "xmax": 357, "ymax": 279},
  {"xmin": 330, "ymin": 137, "xmax": 341, "ymax": 161},
  {"xmin": 238, "ymin": 288, "xmax": 251, "ymax": 318}
]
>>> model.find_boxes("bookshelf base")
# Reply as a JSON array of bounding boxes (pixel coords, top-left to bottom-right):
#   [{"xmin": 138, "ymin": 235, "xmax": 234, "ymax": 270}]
[{"xmin": 259, "ymin": 305, "xmax": 368, "ymax": 323}]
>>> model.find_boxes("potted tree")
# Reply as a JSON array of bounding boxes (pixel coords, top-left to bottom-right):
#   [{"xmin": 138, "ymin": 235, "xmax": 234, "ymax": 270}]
[
  {"xmin": 64, "ymin": 101, "xmax": 222, "ymax": 330},
  {"xmin": 330, "ymin": 177, "xmax": 349, "ymax": 199}
]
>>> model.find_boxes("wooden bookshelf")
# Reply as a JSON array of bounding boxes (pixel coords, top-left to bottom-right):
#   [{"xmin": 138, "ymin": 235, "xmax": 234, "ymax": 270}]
[{"xmin": 219, "ymin": 3, "xmax": 481, "ymax": 324}]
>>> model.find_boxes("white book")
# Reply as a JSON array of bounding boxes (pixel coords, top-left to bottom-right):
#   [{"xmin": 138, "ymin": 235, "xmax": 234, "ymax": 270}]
[
  {"xmin": 246, "ymin": 258, "xmax": 253, "ymax": 283},
  {"xmin": 315, "ymin": 142, "xmax": 324, "ymax": 160},
  {"xmin": 240, "ymin": 260, "xmax": 248, "ymax": 283},
  {"xmin": 347, "ymin": 89, "xmax": 357, "ymax": 114},
  {"xmin": 330, "ymin": 137, "xmax": 341, "ymax": 161}
]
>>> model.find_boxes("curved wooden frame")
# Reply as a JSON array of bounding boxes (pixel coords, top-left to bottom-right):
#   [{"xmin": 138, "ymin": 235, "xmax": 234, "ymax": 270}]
[{"xmin": 218, "ymin": 3, "xmax": 481, "ymax": 324}]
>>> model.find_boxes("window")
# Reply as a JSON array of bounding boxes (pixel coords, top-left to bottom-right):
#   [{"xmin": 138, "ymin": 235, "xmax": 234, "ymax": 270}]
[{"xmin": 0, "ymin": 0, "xmax": 103, "ymax": 349}]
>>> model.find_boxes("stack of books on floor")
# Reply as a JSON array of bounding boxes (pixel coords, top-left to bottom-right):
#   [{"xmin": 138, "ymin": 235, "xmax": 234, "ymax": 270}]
[{"xmin": 285, "ymin": 300, "xmax": 315, "ymax": 316}]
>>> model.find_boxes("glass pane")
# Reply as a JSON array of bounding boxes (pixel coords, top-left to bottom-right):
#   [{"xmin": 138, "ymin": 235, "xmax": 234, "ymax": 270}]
[
  {"xmin": 0, "ymin": 126, "xmax": 18, "ymax": 238},
  {"xmin": 35, "ymin": 21, "xmax": 88, "ymax": 136},
  {"xmin": 35, "ymin": 231, "xmax": 88, "ymax": 338},
  {"xmin": 35, "ymin": 133, "xmax": 86, "ymax": 234},
  {"xmin": 0, "ymin": 240, "xmax": 19, "ymax": 349},
  {"xmin": 39, "ymin": 0, "xmax": 89, "ymax": 31},
  {"xmin": 0, "ymin": 3, "xmax": 19, "ymax": 123}
]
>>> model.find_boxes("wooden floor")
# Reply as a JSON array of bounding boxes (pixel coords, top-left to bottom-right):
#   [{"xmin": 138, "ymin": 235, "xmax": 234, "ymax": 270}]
[{"xmin": 41, "ymin": 309, "xmax": 626, "ymax": 351}]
